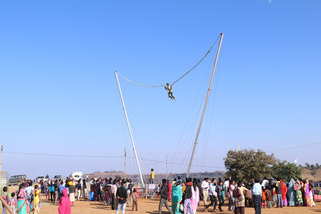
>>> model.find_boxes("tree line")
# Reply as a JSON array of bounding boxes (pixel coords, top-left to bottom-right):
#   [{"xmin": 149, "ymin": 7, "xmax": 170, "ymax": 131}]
[
  {"xmin": 301, "ymin": 162, "xmax": 321, "ymax": 170},
  {"xmin": 224, "ymin": 149, "xmax": 301, "ymax": 182}
]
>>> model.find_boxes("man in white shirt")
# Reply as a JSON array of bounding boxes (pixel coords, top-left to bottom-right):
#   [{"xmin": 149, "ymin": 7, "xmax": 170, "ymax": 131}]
[
  {"xmin": 251, "ymin": 178, "xmax": 262, "ymax": 214},
  {"xmin": 228, "ymin": 180, "xmax": 236, "ymax": 212},
  {"xmin": 25, "ymin": 182, "xmax": 34, "ymax": 211},
  {"xmin": 201, "ymin": 178, "xmax": 210, "ymax": 206},
  {"xmin": 223, "ymin": 179, "xmax": 229, "ymax": 199}
]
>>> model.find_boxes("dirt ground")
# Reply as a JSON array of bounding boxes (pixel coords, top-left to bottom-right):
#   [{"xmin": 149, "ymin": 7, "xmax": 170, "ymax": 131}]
[
  {"xmin": 35, "ymin": 196, "xmax": 321, "ymax": 214},
  {"xmin": 8, "ymin": 186, "xmax": 321, "ymax": 214}
]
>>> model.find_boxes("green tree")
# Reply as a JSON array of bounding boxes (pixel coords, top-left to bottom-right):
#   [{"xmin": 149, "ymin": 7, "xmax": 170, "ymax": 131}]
[
  {"xmin": 224, "ymin": 149, "xmax": 276, "ymax": 182},
  {"xmin": 272, "ymin": 161, "xmax": 301, "ymax": 182}
]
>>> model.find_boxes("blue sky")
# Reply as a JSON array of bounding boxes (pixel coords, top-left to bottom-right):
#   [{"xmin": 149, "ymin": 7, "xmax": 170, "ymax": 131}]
[{"xmin": 1, "ymin": 0, "xmax": 320, "ymax": 179}]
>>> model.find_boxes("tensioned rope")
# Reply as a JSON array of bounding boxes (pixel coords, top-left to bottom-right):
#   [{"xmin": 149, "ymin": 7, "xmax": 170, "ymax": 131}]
[
  {"xmin": 171, "ymin": 35, "xmax": 220, "ymax": 86},
  {"xmin": 118, "ymin": 35, "xmax": 221, "ymax": 87},
  {"xmin": 118, "ymin": 73, "xmax": 165, "ymax": 88},
  {"xmin": 3, "ymin": 151, "xmax": 122, "ymax": 158}
]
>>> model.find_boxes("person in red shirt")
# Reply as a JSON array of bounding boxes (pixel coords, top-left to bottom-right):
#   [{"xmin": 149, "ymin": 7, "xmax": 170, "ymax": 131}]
[{"xmin": 261, "ymin": 187, "xmax": 267, "ymax": 208}]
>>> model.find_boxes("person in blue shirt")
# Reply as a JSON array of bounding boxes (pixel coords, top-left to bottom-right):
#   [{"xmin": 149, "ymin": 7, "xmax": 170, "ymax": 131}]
[
  {"xmin": 251, "ymin": 178, "xmax": 262, "ymax": 214},
  {"xmin": 59, "ymin": 181, "xmax": 66, "ymax": 196},
  {"xmin": 205, "ymin": 178, "xmax": 217, "ymax": 212}
]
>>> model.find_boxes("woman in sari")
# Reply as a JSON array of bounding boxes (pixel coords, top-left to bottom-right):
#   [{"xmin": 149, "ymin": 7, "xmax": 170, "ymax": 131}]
[
  {"xmin": 172, "ymin": 182, "xmax": 183, "ymax": 214},
  {"xmin": 280, "ymin": 180, "xmax": 288, "ymax": 206},
  {"xmin": 59, "ymin": 188, "xmax": 71, "ymax": 214},
  {"xmin": 33, "ymin": 185, "xmax": 40, "ymax": 213},
  {"xmin": 304, "ymin": 179, "xmax": 310, "ymax": 206},
  {"xmin": 190, "ymin": 180, "xmax": 199, "ymax": 214},
  {"xmin": 17, "ymin": 183, "xmax": 27, "ymax": 214},
  {"xmin": 294, "ymin": 179, "xmax": 303, "ymax": 206},
  {"xmin": 287, "ymin": 178, "xmax": 295, "ymax": 206},
  {"xmin": 309, "ymin": 183, "xmax": 316, "ymax": 207}
]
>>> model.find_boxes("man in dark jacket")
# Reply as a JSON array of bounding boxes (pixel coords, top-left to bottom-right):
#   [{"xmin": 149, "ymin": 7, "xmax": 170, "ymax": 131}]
[
  {"xmin": 116, "ymin": 181, "xmax": 128, "ymax": 214},
  {"xmin": 159, "ymin": 179, "xmax": 173, "ymax": 214}
]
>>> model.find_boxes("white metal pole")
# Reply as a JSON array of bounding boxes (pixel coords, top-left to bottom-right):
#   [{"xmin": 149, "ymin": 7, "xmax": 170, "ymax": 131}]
[
  {"xmin": 187, "ymin": 33, "xmax": 224, "ymax": 175},
  {"xmin": 124, "ymin": 147, "xmax": 127, "ymax": 176},
  {"xmin": 0, "ymin": 145, "xmax": 3, "ymax": 171},
  {"xmin": 166, "ymin": 154, "xmax": 168, "ymax": 178},
  {"xmin": 115, "ymin": 71, "xmax": 145, "ymax": 188}
]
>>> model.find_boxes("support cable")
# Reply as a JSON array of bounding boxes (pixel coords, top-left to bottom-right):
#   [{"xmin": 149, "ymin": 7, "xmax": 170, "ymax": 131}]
[{"xmin": 118, "ymin": 35, "xmax": 221, "ymax": 87}]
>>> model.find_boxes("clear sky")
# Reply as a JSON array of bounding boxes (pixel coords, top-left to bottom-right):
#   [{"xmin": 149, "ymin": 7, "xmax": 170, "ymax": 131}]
[{"xmin": 1, "ymin": 0, "xmax": 320, "ymax": 179}]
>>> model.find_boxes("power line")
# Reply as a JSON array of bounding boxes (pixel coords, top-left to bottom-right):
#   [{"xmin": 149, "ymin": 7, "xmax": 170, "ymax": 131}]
[
  {"xmin": 266, "ymin": 142, "xmax": 321, "ymax": 153},
  {"xmin": 3, "ymin": 151, "xmax": 122, "ymax": 158},
  {"xmin": 4, "ymin": 141, "xmax": 320, "ymax": 168},
  {"xmin": 3, "ymin": 151, "xmax": 224, "ymax": 169},
  {"xmin": 129, "ymin": 156, "xmax": 225, "ymax": 169}
]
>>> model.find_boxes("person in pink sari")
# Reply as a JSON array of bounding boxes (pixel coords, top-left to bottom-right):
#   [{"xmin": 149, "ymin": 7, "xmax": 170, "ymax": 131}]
[
  {"xmin": 58, "ymin": 188, "xmax": 71, "ymax": 214},
  {"xmin": 304, "ymin": 180, "xmax": 311, "ymax": 206},
  {"xmin": 190, "ymin": 179, "xmax": 199, "ymax": 214}
]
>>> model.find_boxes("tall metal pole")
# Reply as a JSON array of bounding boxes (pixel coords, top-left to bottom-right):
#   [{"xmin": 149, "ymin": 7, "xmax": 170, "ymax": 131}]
[
  {"xmin": 187, "ymin": 33, "xmax": 224, "ymax": 175},
  {"xmin": 115, "ymin": 71, "xmax": 145, "ymax": 188},
  {"xmin": 0, "ymin": 145, "xmax": 3, "ymax": 171},
  {"xmin": 124, "ymin": 147, "xmax": 127, "ymax": 176},
  {"xmin": 166, "ymin": 154, "xmax": 168, "ymax": 178}
]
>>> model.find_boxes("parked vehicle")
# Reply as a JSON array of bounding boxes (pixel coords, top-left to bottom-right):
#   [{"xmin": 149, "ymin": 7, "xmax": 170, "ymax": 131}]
[
  {"xmin": 70, "ymin": 171, "xmax": 83, "ymax": 181},
  {"xmin": 35, "ymin": 176, "xmax": 46, "ymax": 183},
  {"xmin": 54, "ymin": 175, "xmax": 62, "ymax": 180},
  {"xmin": 9, "ymin": 175, "xmax": 27, "ymax": 186}
]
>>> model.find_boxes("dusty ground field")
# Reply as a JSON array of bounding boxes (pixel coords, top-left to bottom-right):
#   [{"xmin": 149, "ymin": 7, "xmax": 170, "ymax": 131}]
[
  {"xmin": 8, "ymin": 186, "xmax": 321, "ymax": 214},
  {"xmin": 35, "ymin": 196, "xmax": 321, "ymax": 214}
]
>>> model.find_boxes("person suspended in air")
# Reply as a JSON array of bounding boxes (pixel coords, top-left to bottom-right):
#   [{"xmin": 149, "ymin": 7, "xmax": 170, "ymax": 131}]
[{"xmin": 164, "ymin": 83, "xmax": 175, "ymax": 100}]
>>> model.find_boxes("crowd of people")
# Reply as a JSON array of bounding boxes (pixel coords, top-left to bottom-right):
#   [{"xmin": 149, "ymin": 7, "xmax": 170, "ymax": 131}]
[
  {"xmin": 1, "ymin": 173, "xmax": 318, "ymax": 214},
  {"xmin": 1, "ymin": 176, "xmax": 139, "ymax": 214},
  {"xmin": 156, "ymin": 176, "xmax": 318, "ymax": 214}
]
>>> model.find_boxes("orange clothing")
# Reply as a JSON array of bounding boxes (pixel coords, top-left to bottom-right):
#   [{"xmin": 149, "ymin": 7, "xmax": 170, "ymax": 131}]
[{"xmin": 261, "ymin": 190, "xmax": 267, "ymax": 201}]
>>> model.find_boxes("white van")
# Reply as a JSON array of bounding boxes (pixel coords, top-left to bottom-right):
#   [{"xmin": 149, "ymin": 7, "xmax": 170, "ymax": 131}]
[{"xmin": 70, "ymin": 171, "xmax": 83, "ymax": 181}]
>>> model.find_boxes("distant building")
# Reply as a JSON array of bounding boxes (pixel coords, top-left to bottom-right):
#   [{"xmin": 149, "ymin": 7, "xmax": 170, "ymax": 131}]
[{"xmin": 312, "ymin": 180, "xmax": 321, "ymax": 188}]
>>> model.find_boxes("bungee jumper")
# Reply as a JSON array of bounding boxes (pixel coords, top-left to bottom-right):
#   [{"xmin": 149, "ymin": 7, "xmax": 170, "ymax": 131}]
[
  {"xmin": 116, "ymin": 34, "xmax": 222, "ymax": 102},
  {"xmin": 164, "ymin": 83, "xmax": 175, "ymax": 100}
]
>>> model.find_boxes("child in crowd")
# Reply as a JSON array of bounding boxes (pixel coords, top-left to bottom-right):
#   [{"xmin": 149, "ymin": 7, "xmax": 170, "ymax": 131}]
[
  {"xmin": 296, "ymin": 187, "xmax": 303, "ymax": 206},
  {"xmin": 33, "ymin": 185, "xmax": 41, "ymax": 213},
  {"xmin": 261, "ymin": 187, "xmax": 267, "ymax": 208},
  {"xmin": 9, "ymin": 192, "xmax": 17, "ymax": 213},
  {"xmin": 245, "ymin": 188, "xmax": 252, "ymax": 207},
  {"xmin": 132, "ymin": 188, "xmax": 138, "ymax": 211},
  {"xmin": 68, "ymin": 181, "xmax": 76, "ymax": 206},
  {"xmin": 1, "ymin": 187, "xmax": 9, "ymax": 214},
  {"xmin": 266, "ymin": 187, "xmax": 272, "ymax": 208}
]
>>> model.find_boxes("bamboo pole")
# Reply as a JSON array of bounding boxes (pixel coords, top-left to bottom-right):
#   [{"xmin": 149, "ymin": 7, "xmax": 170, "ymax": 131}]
[{"xmin": 0, "ymin": 196, "xmax": 14, "ymax": 214}]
